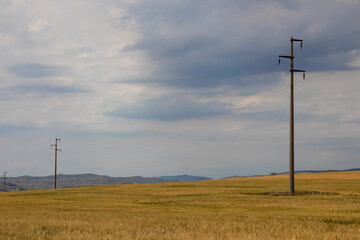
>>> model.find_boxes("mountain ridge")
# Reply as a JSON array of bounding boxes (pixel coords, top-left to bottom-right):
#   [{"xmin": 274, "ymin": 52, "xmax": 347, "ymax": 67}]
[{"xmin": 2, "ymin": 174, "xmax": 212, "ymax": 192}]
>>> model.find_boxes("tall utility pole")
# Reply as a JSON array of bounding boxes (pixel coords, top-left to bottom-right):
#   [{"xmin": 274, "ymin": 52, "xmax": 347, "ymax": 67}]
[
  {"xmin": 51, "ymin": 138, "xmax": 61, "ymax": 189},
  {"xmin": 279, "ymin": 37, "xmax": 305, "ymax": 194},
  {"xmin": 3, "ymin": 171, "xmax": 7, "ymax": 192}
]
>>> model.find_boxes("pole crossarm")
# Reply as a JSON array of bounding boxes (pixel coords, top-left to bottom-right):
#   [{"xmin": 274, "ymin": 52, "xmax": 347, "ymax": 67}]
[
  {"xmin": 291, "ymin": 38, "xmax": 303, "ymax": 49},
  {"xmin": 278, "ymin": 55, "xmax": 294, "ymax": 65},
  {"xmin": 291, "ymin": 38, "xmax": 303, "ymax": 42},
  {"xmin": 279, "ymin": 55, "xmax": 294, "ymax": 59}
]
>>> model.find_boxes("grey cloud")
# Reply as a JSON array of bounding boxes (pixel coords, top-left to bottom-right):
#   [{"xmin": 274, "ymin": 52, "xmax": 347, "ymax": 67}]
[
  {"xmin": 126, "ymin": 0, "xmax": 298, "ymax": 25},
  {"xmin": 107, "ymin": 96, "xmax": 232, "ymax": 121},
  {"xmin": 295, "ymin": 34, "xmax": 360, "ymax": 72},
  {"xmin": 7, "ymin": 63, "xmax": 62, "ymax": 78},
  {"xmin": 123, "ymin": 37, "xmax": 282, "ymax": 89},
  {"xmin": 0, "ymin": 1, "xmax": 12, "ymax": 7},
  {"xmin": 1, "ymin": 83, "xmax": 87, "ymax": 98},
  {"xmin": 0, "ymin": 124, "xmax": 34, "ymax": 135},
  {"xmin": 236, "ymin": 106, "xmax": 354, "ymax": 125},
  {"xmin": 236, "ymin": 110, "xmax": 288, "ymax": 123},
  {"xmin": 120, "ymin": 0, "xmax": 360, "ymax": 92},
  {"xmin": 298, "ymin": 136, "xmax": 359, "ymax": 149},
  {"xmin": 120, "ymin": 0, "xmax": 288, "ymax": 90},
  {"xmin": 125, "ymin": 37, "xmax": 215, "ymax": 60}
]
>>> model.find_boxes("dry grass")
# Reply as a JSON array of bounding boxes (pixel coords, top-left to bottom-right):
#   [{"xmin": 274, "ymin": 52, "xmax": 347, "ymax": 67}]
[{"xmin": 0, "ymin": 171, "xmax": 359, "ymax": 239}]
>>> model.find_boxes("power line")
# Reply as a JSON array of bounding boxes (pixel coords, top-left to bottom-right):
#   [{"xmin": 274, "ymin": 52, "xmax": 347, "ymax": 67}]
[
  {"xmin": 100, "ymin": 66, "xmax": 343, "ymax": 154},
  {"xmin": 299, "ymin": 29, "xmax": 360, "ymax": 50},
  {"xmin": 106, "ymin": 65, "xmax": 280, "ymax": 146},
  {"xmin": 68, "ymin": 29, "xmax": 360, "ymax": 155},
  {"xmin": 96, "ymin": 75, "xmax": 307, "ymax": 156},
  {"xmin": 299, "ymin": 40, "xmax": 360, "ymax": 60},
  {"xmin": 82, "ymin": 52, "xmax": 356, "ymax": 156},
  {"xmin": 46, "ymin": 29, "xmax": 360, "ymax": 162},
  {"xmin": 98, "ymin": 67, "xmax": 343, "ymax": 157},
  {"xmin": 73, "ymin": 63, "xmax": 280, "ymax": 153},
  {"xmin": 97, "ymin": 30, "xmax": 360, "ymax": 151}
]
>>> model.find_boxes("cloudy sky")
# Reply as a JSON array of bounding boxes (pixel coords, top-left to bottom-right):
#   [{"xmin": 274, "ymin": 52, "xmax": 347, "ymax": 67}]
[{"xmin": 0, "ymin": 0, "xmax": 359, "ymax": 178}]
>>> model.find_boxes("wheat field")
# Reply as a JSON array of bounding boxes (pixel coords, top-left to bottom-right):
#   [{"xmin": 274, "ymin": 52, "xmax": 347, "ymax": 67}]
[{"xmin": 0, "ymin": 171, "xmax": 359, "ymax": 239}]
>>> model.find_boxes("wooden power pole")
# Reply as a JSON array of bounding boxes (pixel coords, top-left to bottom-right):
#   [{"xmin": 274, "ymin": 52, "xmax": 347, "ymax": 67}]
[
  {"xmin": 51, "ymin": 138, "xmax": 61, "ymax": 189},
  {"xmin": 3, "ymin": 171, "xmax": 7, "ymax": 192},
  {"xmin": 279, "ymin": 37, "xmax": 305, "ymax": 194}
]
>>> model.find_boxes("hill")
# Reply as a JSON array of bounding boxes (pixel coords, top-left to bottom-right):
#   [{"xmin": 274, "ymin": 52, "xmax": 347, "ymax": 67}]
[
  {"xmin": 159, "ymin": 174, "xmax": 211, "ymax": 181},
  {"xmin": 223, "ymin": 168, "xmax": 360, "ymax": 179},
  {"xmin": 3, "ymin": 173, "xmax": 212, "ymax": 191}
]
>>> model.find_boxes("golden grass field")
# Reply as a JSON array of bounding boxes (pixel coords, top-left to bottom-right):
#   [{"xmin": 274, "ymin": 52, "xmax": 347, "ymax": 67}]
[{"xmin": 0, "ymin": 171, "xmax": 359, "ymax": 239}]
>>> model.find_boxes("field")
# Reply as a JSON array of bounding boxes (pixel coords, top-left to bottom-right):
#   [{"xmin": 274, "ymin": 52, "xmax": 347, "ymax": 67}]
[{"xmin": 0, "ymin": 172, "xmax": 359, "ymax": 240}]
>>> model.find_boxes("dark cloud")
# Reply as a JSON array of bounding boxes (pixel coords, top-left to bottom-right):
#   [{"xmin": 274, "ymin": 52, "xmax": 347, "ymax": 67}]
[
  {"xmin": 120, "ymin": 0, "xmax": 360, "ymax": 91},
  {"xmin": 293, "ymin": 33, "xmax": 360, "ymax": 72},
  {"xmin": 123, "ymin": 37, "xmax": 282, "ymax": 89},
  {"xmin": 107, "ymin": 95, "xmax": 232, "ymax": 121},
  {"xmin": 1, "ymin": 83, "xmax": 87, "ymax": 98},
  {"xmin": 125, "ymin": 37, "xmax": 215, "ymax": 60},
  {"xmin": 7, "ymin": 63, "xmax": 62, "ymax": 78},
  {"xmin": 119, "ymin": 0, "xmax": 288, "ymax": 90}
]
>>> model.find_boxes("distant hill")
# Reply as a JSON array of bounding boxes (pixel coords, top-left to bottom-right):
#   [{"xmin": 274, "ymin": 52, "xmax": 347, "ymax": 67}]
[
  {"xmin": 159, "ymin": 174, "xmax": 211, "ymax": 181},
  {"xmin": 3, "ymin": 168, "xmax": 359, "ymax": 192},
  {"xmin": 223, "ymin": 168, "xmax": 360, "ymax": 179},
  {"xmin": 2, "ymin": 174, "xmax": 212, "ymax": 192},
  {"xmin": 290, "ymin": 168, "xmax": 360, "ymax": 174}
]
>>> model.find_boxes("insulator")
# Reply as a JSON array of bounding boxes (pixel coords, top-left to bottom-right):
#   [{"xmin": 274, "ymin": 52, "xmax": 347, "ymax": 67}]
[
  {"xmin": 300, "ymin": 42, "xmax": 303, "ymax": 49},
  {"xmin": 303, "ymin": 73, "xmax": 305, "ymax": 80},
  {"xmin": 278, "ymin": 58, "xmax": 281, "ymax": 65}
]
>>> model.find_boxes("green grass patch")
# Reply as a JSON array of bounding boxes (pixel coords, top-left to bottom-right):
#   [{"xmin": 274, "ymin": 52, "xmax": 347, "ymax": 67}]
[
  {"xmin": 322, "ymin": 218, "xmax": 360, "ymax": 225},
  {"xmin": 166, "ymin": 184, "xmax": 196, "ymax": 188}
]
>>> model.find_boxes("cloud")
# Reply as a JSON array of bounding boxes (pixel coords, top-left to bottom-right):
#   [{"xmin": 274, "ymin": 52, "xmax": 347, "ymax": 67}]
[
  {"xmin": 0, "ymin": 33, "xmax": 13, "ymax": 46},
  {"xmin": 7, "ymin": 63, "xmax": 62, "ymax": 78},
  {"xmin": 120, "ymin": 0, "xmax": 360, "ymax": 91},
  {"xmin": 0, "ymin": 0, "xmax": 359, "ymax": 178},
  {"xmin": 237, "ymin": 110, "xmax": 288, "ymax": 123},
  {"xmin": 1, "ymin": 83, "xmax": 88, "ymax": 98},
  {"xmin": 28, "ymin": 19, "xmax": 49, "ymax": 33},
  {"xmin": 107, "ymin": 95, "xmax": 232, "ymax": 121},
  {"xmin": 122, "ymin": 36, "xmax": 282, "ymax": 89},
  {"xmin": 0, "ymin": 123, "xmax": 34, "ymax": 135}
]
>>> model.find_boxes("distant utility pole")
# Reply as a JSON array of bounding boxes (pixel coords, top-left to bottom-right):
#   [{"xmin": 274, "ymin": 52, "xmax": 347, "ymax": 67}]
[
  {"xmin": 3, "ymin": 171, "xmax": 7, "ymax": 192},
  {"xmin": 51, "ymin": 138, "xmax": 61, "ymax": 189},
  {"xmin": 279, "ymin": 37, "xmax": 305, "ymax": 194}
]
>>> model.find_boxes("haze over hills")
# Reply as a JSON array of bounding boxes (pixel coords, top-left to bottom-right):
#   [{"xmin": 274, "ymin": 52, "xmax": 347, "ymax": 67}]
[
  {"xmin": 2, "ymin": 168, "xmax": 359, "ymax": 192},
  {"xmin": 2, "ymin": 174, "xmax": 212, "ymax": 192}
]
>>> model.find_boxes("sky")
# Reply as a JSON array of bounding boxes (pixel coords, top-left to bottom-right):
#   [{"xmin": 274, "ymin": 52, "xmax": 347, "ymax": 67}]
[{"xmin": 0, "ymin": 0, "xmax": 359, "ymax": 179}]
